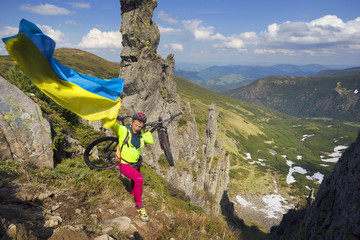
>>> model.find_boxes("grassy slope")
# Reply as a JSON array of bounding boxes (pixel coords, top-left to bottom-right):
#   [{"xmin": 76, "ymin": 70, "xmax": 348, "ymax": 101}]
[
  {"xmin": 224, "ymin": 74, "xmax": 360, "ymax": 121},
  {"xmin": 54, "ymin": 48, "xmax": 120, "ymax": 79},
  {"xmin": 174, "ymin": 75, "xmax": 359, "ymax": 199}
]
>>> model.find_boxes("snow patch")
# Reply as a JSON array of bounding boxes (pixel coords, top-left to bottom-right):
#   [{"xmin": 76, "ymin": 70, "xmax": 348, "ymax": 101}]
[
  {"xmin": 285, "ymin": 158, "xmax": 308, "ymax": 184},
  {"xmin": 300, "ymin": 134, "xmax": 315, "ymax": 142},
  {"xmin": 261, "ymin": 194, "xmax": 292, "ymax": 219},
  {"xmin": 321, "ymin": 145, "xmax": 348, "ymax": 163},
  {"xmin": 235, "ymin": 196, "xmax": 258, "ymax": 210},
  {"xmin": 306, "ymin": 172, "xmax": 324, "ymax": 184},
  {"xmin": 235, "ymin": 180, "xmax": 294, "ymax": 219}
]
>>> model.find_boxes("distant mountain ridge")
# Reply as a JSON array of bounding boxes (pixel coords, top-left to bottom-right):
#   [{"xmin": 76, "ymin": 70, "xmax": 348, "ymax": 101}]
[
  {"xmin": 312, "ymin": 67, "xmax": 360, "ymax": 77},
  {"xmin": 175, "ymin": 64, "xmax": 328, "ymax": 92},
  {"xmin": 223, "ymin": 72, "xmax": 360, "ymax": 121}
]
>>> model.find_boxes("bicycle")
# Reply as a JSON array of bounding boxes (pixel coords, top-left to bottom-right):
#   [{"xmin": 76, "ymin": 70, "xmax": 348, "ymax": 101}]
[{"xmin": 83, "ymin": 112, "xmax": 182, "ymax": 170}]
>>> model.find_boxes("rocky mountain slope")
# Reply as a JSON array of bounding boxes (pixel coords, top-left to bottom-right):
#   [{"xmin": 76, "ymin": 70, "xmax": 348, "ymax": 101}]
[
  {"xmin": 223, "ymin": 74, "xmax": 360, "ymax": 121},
  {"xmin": 272, "ymin": 132, "xmax": 360, "ymax": 239}
]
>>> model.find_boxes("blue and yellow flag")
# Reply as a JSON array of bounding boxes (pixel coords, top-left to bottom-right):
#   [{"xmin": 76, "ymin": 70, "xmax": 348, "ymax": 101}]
[{"xmin": 2, "ymin": 19, "xmax": 124, "ymax": 129}]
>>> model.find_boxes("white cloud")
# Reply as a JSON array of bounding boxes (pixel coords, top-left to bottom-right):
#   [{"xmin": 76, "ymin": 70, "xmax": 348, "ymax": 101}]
[
  {"xmin": 0, "ymin": 24, "xmax": 72, "ymax": 53},
  {"xmin": 164, "ymin": 43, "xmax": 184, "ymax": 51},
  {"xmin": 259, "ymin": 15, "xmax": 360, "ymax": 48},
  {"xmin": 158, "ymin": 26, "xmax": 182, "ymax": 35},
  {"xmin": 301, "ymin": 50, "xmax": 316, "ymax": 55},
  {"xmin": 68, "ymin": 2, "xmax": 91, "ymax": 9},
  {"xmin": 180, "ymin": 15, "xmax": 360, "ymax": 57},
  {"xmin": 65, "ymin": 20, "xmax": 78, "ymax": 25},
  {"xmin": 182, "ymin": 19, "xmax": 219, "ymax": 41},
  {"xmin": 277, "ymin": 49, "xmax": 296, "ymax": 56},
  {"xmin": 0, "ymin": 26, "xmax": 18, "ymax": 38},
  {"xmin": 213, "ymin": 36, "xmax": 245, "ymax": 50},
  {"xmin": 254, "ymin": 49, "xmax": 276, "ymax": 54},
  {"xmin": 20, "ymin": 4, "xmax": 74, "ymax": 15},
  {"xmin": 0, "ymin": 26, "xmax": 19, "ymax": 55},
  {"xmin": 1, "ymin": 23, "xmax": 68, "ymax": 46},
  {"xmin": 78, "ymin": 28, "xmax": 122, "ymax": 48},
  {"xmin": 182, "ymin": 19, "xmax": 249, "ymax": 51},
  {"xmin": 158, "ymin": 10, "xmax": 178, "ymax": 24},
  {"xmin": 38, "ymin": 24, "xmax": 66, "ymax": 43},
  {"xmin": 254, "ymin": 48, "xmax": 295, "ymax": 55}
]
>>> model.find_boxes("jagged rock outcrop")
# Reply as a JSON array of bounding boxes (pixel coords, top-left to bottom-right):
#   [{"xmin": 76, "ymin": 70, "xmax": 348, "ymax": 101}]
[
  {"xmin": 272, "ymin": 132, "xmax": 360, "ymax": 240},
  {"xmin": 0, "ymin": 76, "xmax": 53, "ymax": 168},
  {"xmin": 194, "ymin": 104, "xmax": 230, "ymax": 214},
  {"xmin": 118, "ymin": 0, "xmax": 229, "ymax": 215}
]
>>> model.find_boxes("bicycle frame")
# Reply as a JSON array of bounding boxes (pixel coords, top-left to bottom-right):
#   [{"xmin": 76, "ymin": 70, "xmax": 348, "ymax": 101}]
[{"xmin": 157, "ymin": 116, "xmax": 170, "ymax": 149}]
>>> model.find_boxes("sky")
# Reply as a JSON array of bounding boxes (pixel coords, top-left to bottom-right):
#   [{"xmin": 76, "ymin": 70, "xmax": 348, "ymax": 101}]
[{"xmin": 0, "ymin": 0, "xmax": 360, "ymax": 67}]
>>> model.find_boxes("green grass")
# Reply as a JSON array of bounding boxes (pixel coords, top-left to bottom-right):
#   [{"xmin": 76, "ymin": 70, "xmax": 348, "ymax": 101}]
[{"xmin": 174, "ymin": 74, "xmax": 359, "ymax": 198}]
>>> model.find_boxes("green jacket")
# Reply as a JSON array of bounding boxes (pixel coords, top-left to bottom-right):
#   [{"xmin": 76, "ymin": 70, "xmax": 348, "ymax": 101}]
[{"xmin": 111, "ymin": 122, "xmax": 154, "ymax": 163}]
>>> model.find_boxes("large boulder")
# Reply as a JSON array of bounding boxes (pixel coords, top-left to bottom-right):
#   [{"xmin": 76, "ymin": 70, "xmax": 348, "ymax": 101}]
[{"xmin": 0, "ymin": 76, "xmax": 53, "ymax": 168}]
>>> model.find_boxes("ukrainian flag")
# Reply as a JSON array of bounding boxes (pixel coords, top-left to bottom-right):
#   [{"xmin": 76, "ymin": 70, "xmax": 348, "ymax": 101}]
[{"xmin": 2, "ymin": 19, "xmax": 124, "ymax": 129}]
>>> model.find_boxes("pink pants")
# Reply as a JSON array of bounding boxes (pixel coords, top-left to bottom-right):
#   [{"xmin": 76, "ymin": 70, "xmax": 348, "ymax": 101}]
[{"xmin": 119, "ymin": 163, "xmax": 143, "ymax": 207}]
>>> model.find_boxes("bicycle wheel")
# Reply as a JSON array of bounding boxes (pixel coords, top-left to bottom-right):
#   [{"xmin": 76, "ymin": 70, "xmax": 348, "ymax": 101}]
[
  {"xmin": 84, "ymin": 136, "xmax": 119, "ymax": 170},
  {"xmin": 159, "ymin": 131, "xmax": 174, "ymax": 166}
]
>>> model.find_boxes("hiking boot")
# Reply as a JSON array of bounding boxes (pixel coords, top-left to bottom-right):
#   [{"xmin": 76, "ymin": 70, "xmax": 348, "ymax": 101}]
[{"xmin": 137, "ymin": 207, "xmax": 150, "ymax": 222}]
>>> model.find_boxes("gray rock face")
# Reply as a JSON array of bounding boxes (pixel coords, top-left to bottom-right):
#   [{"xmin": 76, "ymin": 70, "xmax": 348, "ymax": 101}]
[
  {"xmin": 0, "ymin": 76, "xmax": 53, "ymax": 168},
  {"xmin": 272, "ymin": 132, "xmax": 360, "ymax": 240},
  {"xmin": 195, "ymin": 104, "xmax": 230, "ymax": 214},
  {"xmin": 118, "ymin": 0, "xmax": 229, "ymax": 215}
]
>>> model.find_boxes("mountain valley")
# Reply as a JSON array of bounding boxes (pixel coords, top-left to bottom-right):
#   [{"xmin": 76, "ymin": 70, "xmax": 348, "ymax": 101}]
[{"xmin": 1, "ymin": 48, "xmax": 359, "ymax": 238}]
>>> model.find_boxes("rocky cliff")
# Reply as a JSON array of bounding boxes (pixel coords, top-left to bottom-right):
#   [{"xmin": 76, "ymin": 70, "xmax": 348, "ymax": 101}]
[
  {"xmin": 272, "ymin": 132, "xmax": 360, "ymax": 239},
  {"xmin": 0, "ymin": 76, "xmax": 53, "ymax": 169},
  {"xmin": 118, "ymin": 0, "xmax": 229, "ymax": 215}
]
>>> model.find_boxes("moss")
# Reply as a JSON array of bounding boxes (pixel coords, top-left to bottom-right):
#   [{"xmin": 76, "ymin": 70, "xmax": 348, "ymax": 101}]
[
  {"xmin": 158, "ymin": 153, "xmax": 170, "ymax": 172},
  {"xmin": 141, "ymin": 163, "xmax": 169, "ymax": 198},
  {"xmin": 0, "ymin": 161, "xmax": 21, "ymax": 181},
  {"xmin": 210, "ymin": 156, "xmax": 219, "ymax": 171},
  {"xmin": 175, "ymin": 151, "xmax": 191, "ymax": 175},
  {"xmin": 178, "ymin": 117, "xmax": 187, "ymax": 127}
]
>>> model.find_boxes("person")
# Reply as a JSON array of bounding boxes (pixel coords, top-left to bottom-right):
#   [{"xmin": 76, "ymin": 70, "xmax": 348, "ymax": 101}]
[{"xmin": 110, "ymin": 112, "xmax": 154, "ymax": 222}]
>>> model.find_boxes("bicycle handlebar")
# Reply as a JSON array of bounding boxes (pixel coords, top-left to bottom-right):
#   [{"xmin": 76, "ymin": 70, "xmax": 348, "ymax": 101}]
[
  {"xmin": 116, "ymin": 115, "xmax": 132, "ymax": 121},
  {"xmin": 116, "ymin": 112, "xmax": 183, "ymax": 128},
  {"xmin": 146, "ymin": 112, "xmax": 183, "ymax": 127}
]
